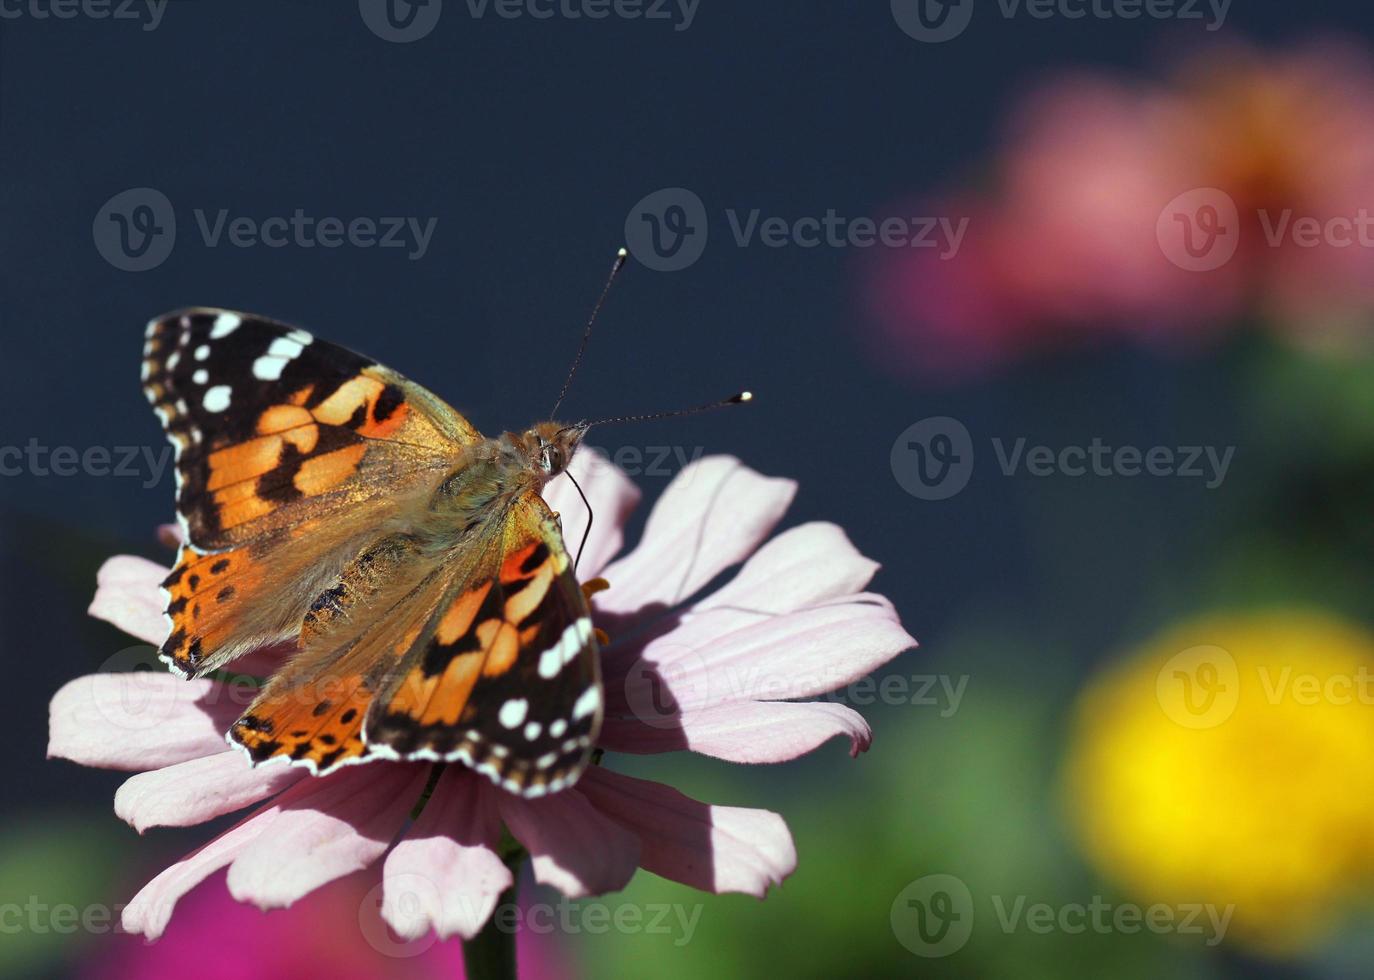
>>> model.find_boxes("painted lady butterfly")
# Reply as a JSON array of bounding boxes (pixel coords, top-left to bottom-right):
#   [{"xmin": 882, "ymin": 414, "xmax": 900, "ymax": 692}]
[{"xmin": 138, "ymin": 256, "xmax": 749, "ymax": 798}]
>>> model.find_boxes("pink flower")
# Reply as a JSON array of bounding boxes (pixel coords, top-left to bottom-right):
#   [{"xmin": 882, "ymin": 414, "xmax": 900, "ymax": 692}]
[
  {"xmin": 864, "ymin": 37, "xmax": 1374, "ymax": 376},
  {"xmin": 50, "ymin": 454, "xmax": 914, "ymax": 942},
  {"xmin": 83, "ymin": 869, "xmax": 561, "ymax": 980}
]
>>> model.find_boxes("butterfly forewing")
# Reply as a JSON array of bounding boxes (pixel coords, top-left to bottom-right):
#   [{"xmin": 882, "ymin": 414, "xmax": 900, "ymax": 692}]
[{"xmin": 143, "ymin": 308, "xmax": 475, "ymax": 677}]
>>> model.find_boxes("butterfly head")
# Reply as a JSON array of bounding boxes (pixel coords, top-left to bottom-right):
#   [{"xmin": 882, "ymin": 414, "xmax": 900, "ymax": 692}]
[{"xmin": 525, "ymin": 420, "xmax": 588, "ymax": 479}]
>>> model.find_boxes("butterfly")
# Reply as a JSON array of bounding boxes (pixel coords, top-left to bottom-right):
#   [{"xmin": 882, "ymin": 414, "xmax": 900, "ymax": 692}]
[{"xmin": 140, "ymin": 304, "xmax": 610, "ymax": 797}]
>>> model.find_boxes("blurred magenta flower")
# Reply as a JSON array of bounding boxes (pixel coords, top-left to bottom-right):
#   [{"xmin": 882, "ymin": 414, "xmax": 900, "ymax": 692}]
[
  {"xmin": 50, "ymin": 454, "xmax": 914, "ymax": 942},
  {"xmin": 866, "ymin": 37, "xmax": 1374, "ymax": 377},
  {"xmin": 84, "ymin": 868, "xmax": 557, "ymax": 980}
]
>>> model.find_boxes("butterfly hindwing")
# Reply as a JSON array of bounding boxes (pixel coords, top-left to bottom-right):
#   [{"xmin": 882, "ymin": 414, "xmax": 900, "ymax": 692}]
[
  {"xmin": 228, "ymin": 540, "xmax": 453, "ymax": 774},
  {"xmin": 366, "ymin": 491, "xmax": 603, "ymax": 797}
]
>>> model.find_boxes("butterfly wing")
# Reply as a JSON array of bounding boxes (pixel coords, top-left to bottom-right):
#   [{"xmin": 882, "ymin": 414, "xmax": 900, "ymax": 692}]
[
  {"xmin": 229, "ymin": 489, "xmax": 603, "ymax": 796},
  {"xmin": 367, "ymin": 488, "xmax": 602, "ymax": 796},
  {"xmin": 143, "ymin": 308, "xmax": 478, "ymax": 677}
]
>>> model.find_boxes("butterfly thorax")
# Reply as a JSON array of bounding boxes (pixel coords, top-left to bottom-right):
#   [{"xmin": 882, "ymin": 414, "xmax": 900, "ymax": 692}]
[{"xmin": 428, "ymin": 421, "xmax": 586, "ymax": 533}]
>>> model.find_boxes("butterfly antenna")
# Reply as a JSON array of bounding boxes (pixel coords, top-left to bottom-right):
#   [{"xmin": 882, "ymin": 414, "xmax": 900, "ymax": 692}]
[
  {"xmin": 577, "ymin": 391, "xmax": 753, "ymax": 430},
  {"xmin": 564, "ymin": 468, "xmax": 594, "ymax": 573},
  {"xmin": 549, "ymin": 247, "xmax": 629, "ymax": 420}
]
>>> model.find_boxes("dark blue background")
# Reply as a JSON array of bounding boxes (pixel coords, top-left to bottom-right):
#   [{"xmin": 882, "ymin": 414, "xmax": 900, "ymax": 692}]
[{"xmin": 2, "ymin": 3, "xmax": 1372, "ymax": 974}]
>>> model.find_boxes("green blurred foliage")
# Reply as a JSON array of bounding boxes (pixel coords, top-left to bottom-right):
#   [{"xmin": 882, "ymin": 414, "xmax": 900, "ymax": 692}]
[{"xmin": 0, "ymin": 813, "xmax": 125, "ymax": 978}]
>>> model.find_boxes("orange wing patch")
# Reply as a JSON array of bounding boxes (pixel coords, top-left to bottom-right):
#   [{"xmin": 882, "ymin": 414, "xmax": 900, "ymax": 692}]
[
  {"xmin": 159, "ymin": 546, "xmax": 270, "ymax": 675},
  {"xmin": 230, "ymin": 671, "xmax": 375, "ymax": 773}
]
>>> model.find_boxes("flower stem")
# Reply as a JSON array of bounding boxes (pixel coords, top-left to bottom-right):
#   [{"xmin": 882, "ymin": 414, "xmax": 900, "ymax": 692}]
[{"xmin": 461, "ymin": 838, "xmax": 527, "ymax": 980}]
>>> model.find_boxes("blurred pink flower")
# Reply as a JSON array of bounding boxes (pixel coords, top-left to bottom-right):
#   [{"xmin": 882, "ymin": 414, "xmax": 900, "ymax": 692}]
[
  {"xmin": 83, "ymin": 869, "xmax": 565, "ymax": 980},
  {"xmin": 50, "ymin": 454, "xmax": 914, "ymax": 943},
  {"xmin": 866, "ymin": 37, "xmax": 1374, "ymax": 376}
]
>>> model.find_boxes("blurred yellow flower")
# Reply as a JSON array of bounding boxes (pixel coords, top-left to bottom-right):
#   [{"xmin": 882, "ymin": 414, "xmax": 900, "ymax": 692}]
[{"xmin": 1063, "ymin": 610, "xmax": 1374, "ymax": 956}]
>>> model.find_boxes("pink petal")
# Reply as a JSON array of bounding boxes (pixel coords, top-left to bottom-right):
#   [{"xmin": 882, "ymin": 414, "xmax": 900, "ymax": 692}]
[
  {"xmin": 578, "ymin": 768, "xmax": 795, "ymax": 896},
  {"xmin": 498, "ymin": 788, "xmax": 640, "ymax": 898},
  {"xmin": 157, "ymin": 523, "xmax": 185, "ymax": 549},
  {"xmin": 600, "ymin": 699, "xmax": 873, "ymax": 763},
  {"xmin": 88, "ymin": 555, "xmax": 171, "ymax": 646},
  {"xmin": 227, "ymin": 764, "xmax": 428, "ymax": 911},
  {"xmin": 47, "ymin": 673, "xmax": 246, "ymax": 771},
  {"xmin": 121, "ymin": 766, "xmax": 419, "ymax": 939},
  {"xmin": 612, "ymin": 594, "xmax": 915, "ymax": 712},
  {"xmin": 595, "ymin": 456, "xmax": 795, "ymax": 623},
  {"xmin": 121, "ymin": 809, "xmax": 273, "ymax": 940},
  {"xmin": 694, "ymin": 523, "xmax": 879, "ymax": 614},
  {"xmin": 382, "ymin": 769, "xmax": 512, "ymax": 941},
  {"xmin": 115, "ymin": 750, "xmax": 305, "ymax": 832},
  {"xmin": 542, "ymin": 449, "xmax": 641, "ymax": 580}
]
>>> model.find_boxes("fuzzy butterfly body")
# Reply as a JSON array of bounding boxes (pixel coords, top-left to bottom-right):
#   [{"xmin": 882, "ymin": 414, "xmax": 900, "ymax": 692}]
[{"xmin": 142, "ymin": 308, "xmax": 601, "ymax": 797}]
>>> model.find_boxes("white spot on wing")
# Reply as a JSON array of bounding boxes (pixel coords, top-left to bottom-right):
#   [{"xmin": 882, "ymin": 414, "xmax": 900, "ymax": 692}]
[
  {"xmin": 572, "ymin": 685, "xmax": 600, "ymax": 721},
  {"xmin": 537, "ymin": 617, "xmax": 592, "ymax": 679},
  {"xmin": 192, "ymin": 369, "xmax": 208, "ymax": 385},
  {"xmin": 266, "ymin": 337, "xmax": 305, "ymax": 359},
  {"xmin": 210, "ymin": 313, "xmax": 241, "ymax": 338},
  {"xmin": 252, "ymin": 355, "xmax": 287, "ymax": 381},
  {"xmin": 524, "ymin": 721, "xmax": 542, "ymax": 741},
  {"xmin": 499, "ymin": 699, "xmax": 528, "ymax": 729},
  {"xmin": 203, "ymin": 385, "xmax": 232, "ymax": 413},
  {"xmin": 194, "ymin": 345, "xmax": 210, "ymax": 361}
]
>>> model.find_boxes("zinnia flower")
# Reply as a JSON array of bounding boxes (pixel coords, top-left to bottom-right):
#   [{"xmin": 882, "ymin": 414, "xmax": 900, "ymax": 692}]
[
  {"xmin": 1063, "ymin": 610, "xmax": 1374, "ymax": 956},
  {"xmin": 865, "ymin": 36, "xmax": 1374, "ymax": 377},
  {"xmin": 84, "ymin": 868, "xmax": 561, "ymax": 980},
  {"xmin": 49, "ymin": 454, "xmax": 914, "ymax": 943}
]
